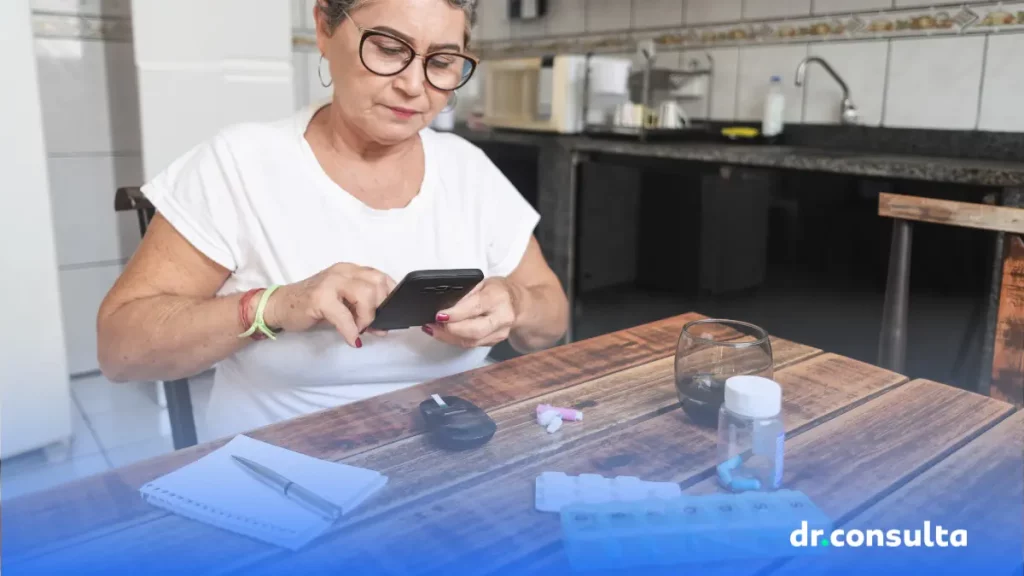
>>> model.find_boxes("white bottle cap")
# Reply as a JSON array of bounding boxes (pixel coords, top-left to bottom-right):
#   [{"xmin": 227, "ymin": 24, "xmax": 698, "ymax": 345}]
[{"xmin": 724, "ymin": 376, "xmax": 782, "ymax": 419}]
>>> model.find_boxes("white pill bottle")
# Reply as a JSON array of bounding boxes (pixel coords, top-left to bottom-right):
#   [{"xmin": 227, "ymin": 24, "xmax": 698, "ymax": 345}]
[{"xmin": 715, "ymin": 376, "xmax": 785, "ymax": 492}]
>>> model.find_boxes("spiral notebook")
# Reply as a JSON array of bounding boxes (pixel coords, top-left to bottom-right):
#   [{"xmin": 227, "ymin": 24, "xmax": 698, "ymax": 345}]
[{"xmin": 140, "ymin": 435, "xmax": 388, "ymax": 550}]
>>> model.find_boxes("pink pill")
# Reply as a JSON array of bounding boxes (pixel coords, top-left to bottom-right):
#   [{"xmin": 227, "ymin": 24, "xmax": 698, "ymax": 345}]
[{"xmin": 537, "ymin": 404, "xmax": 583, "ymax": 422}]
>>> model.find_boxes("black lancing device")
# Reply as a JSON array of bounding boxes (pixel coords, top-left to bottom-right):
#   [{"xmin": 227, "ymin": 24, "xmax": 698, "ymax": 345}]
[{"xmin": 419, "ymin": 394, "xmax": 497, "ymax": 451}]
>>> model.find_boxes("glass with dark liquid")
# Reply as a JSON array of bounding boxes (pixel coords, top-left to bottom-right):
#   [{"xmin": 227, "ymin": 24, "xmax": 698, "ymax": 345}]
[{"xmin": 674, "ymin": 319, "xmax": 773, "ymax": 428}]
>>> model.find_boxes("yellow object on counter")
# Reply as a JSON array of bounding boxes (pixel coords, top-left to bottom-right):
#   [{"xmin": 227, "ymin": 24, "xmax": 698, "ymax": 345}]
[{"xmin": 721, "ymin": 127, "xmax": 760, "ymax": 139}]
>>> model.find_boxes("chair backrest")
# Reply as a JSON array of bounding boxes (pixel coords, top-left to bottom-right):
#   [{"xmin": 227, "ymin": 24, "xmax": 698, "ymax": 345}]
[{"xmin": 115, "ymin": 186, "xmax": 155, "ymax": 233}]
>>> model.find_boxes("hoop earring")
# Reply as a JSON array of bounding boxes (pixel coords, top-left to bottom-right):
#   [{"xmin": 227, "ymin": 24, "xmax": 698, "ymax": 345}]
[
  {"xmin": 318, "ymin": 54, "xmax": 333, "ymax": 88},
  {"xmin": 442, "ymin": 91, "xmax": 458, "ymax": 113}
]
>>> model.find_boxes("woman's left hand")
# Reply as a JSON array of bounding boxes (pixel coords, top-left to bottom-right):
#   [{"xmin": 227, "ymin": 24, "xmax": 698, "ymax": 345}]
[{"xmin": 422, "ymin": 277, "xmax": 523, "ymax": 348}]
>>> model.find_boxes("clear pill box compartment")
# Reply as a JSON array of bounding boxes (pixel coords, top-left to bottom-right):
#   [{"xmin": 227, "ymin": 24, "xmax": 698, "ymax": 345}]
[{"xmin": 559, "ymin": 489, "xmax": 833, "ymax": 571}]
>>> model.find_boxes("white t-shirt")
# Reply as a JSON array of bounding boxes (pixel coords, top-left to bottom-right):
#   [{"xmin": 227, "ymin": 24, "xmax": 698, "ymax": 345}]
[{"xmin": 142, "ymin": 102, "xmax": 540, "ymax": 441}]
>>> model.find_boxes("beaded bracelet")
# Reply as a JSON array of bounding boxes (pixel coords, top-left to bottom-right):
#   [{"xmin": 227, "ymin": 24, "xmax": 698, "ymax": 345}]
[{"xmin": 238, "ymin": 285, "xmax": 282, "ymax": 341}]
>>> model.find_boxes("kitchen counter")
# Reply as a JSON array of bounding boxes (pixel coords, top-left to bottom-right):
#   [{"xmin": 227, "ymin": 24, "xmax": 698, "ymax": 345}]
[
  {"xmin": 454, "ymin": 123, "xmax": 1024, "ymax": 396},
  {"xmin": 455, "ymin": 126, "xmax": 1024, "ymax": 188}
]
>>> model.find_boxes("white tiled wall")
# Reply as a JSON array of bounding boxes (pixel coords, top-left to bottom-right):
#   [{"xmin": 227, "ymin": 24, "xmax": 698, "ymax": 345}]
[
  {"xmin": 472, "ymin": 0, "xmax": 1022, "ymax": 132},
  {"xmin": 736, "ymin": 44, "xmax": 809, "ymax": 123},
  {"xmin": 630, "ymin": 0, "xmax": 679, "ymax": 28},
  {"xmin": 47, "ymin": 156, "xmax": 143, "ymax": 267},
  {"xmin": 804, "ymin": 40, "xmax": 888, "ymax": 126},
  {"xmin": 632, "ymin": 0, "xmax": 685, "ymax": 29},
  {"xmin": 979, "ymin": 34, "xmax": 1024, "ymax": 133},
  {"xmin": 479, "ymin": 0, "xmax": 512, "ymax": 40},
  {"xmin": 686, "ymin": 0, "xmax": 743, "ymax": 25},
  {"xmin": 133, "ymin": 1, "xmax": 295, "ymax": 178},
  {"xmin": 893, "ymin": 0, "xmax": 948, "ymax": 6},
  {"xmin": 884, "ymin": 36, "xmax": 986, "ymax": 130},
  {"xmin": 743, "ymin": 0, "xmax": 812, "ymax": 20},
  {"xmin": 511, "ymin": 14, "xmax": 548, "ymax": 38},
  {"xmin": 33, "ymin": 39, "xmax": 141, "ymax": 155},
  {"xmin": 813, "ymin": 0, "xmax": 892, "ymax": 13},
  {"xmin": 585, "ymin": 0, "xmax": 633, "ymax": 33},
  {"xmin": 684, "ymin": 47, "xmax": 740, "ymax": 121},
  {"xmin": 548, "ymin": 0, "xmax": 586, "ymax": 35}
]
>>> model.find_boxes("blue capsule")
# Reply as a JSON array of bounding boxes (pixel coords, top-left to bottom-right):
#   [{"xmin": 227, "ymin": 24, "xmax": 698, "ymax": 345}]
[
  {"xmin": 716, "ymin": 455, "xmax": 743, "ymax": 488},
  {"xmin": 719, "ymin": 455, "xmax": 742, "ymax": 471},
  {"xmin": 729, "ymin": 477, "xmax": 761, "ymax": 492}
]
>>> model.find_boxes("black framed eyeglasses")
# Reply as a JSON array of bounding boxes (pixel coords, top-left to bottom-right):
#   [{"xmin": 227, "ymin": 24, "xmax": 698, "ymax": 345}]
[{"xmin": 342, "ymin": 9, "xmax": 477, "ymax": 91}]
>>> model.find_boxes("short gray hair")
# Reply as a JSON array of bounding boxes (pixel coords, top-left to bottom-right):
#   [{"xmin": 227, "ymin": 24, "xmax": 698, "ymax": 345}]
[{"xmin": 316, "ymin": 0, "xmax": 477, "ymax": 46}]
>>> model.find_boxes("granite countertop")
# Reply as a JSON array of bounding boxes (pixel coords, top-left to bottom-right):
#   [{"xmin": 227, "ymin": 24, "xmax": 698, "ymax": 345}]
[{"xmin": 455, "ymin": 126, "xmax": 1024, "ymax": 188}]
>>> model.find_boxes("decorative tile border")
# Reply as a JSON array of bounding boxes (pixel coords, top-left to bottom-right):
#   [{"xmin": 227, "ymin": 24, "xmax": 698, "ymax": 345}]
[
  {"xmin": 31, "ymin": 11, "xmax": 132, "ymax": 42},
  {"xmin": 29, "ymin": 3, "xmax": 1024, "ymax": 53},
  {"xmin": 971, "ymin": 2, "xmax": 1024, "ymax": 29},
  {"xmin": 476, "ymin": 1, "xmax": 1024, "ymax": 59}
]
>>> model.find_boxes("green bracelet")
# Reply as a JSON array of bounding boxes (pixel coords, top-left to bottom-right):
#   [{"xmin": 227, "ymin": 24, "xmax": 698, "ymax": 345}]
[{"xmin": 238, "ymin": 285, "xmax": 281, "ymax": 341}]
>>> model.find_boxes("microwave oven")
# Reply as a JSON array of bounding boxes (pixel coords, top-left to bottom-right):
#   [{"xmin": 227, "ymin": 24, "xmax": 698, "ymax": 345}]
[
  {"xmin": 479, "ymin": 55, "xmax": 588, "ymax": 133},
  {"xmin": 479, "ymin": 54, "xmax": 633, "ymax": 133}
]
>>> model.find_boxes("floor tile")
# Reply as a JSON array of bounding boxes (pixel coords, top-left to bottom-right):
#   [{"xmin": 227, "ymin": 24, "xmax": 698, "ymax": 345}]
[
  {"xmin": 71, "ymin": 373, "xmax": 158, "ymax": 419},
  {"xmin": 69, "ymin": 403, "xmax": 102, "ymax": 459},
  {"xmin": 70, "ymin": 372, "xmax": 212, "ymax": 455},
  {"xmin": 104, "ymin": 436, "xmax": 174, "ymax": 468},
  {"xmin": 1, "ymin": 453, "xmax": 110, "ymax": 502}
]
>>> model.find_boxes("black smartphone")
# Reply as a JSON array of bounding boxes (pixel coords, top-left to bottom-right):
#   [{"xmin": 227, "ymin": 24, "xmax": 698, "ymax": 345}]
[{"xmin": 370, "ymin": 269, "xmax": 484, "ymax": 331}]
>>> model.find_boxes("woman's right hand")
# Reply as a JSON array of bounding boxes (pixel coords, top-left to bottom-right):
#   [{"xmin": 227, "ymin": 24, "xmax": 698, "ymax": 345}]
[{"xmin": 262, "ymin": 263, "xmax": 396, "ymax": 347}]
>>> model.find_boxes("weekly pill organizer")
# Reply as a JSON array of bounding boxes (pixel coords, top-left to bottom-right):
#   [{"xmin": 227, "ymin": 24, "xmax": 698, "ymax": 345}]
[
  {"xmin": 559, "ymin": 489, "xmax": 833, "ymax": 571},
  {"xmin": 533, "ymin": 472, "xmax": 831, "ymax": 571}
]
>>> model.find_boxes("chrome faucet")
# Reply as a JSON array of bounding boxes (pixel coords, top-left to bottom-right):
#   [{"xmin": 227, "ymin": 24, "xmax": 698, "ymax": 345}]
[{"xmin": 795, "ymin": 57, "xmax": 858, "ymax": 125}]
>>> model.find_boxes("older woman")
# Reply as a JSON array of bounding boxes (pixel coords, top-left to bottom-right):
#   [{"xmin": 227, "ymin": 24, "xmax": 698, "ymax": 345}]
[{"xmin": 97, "ymin": 0, "xmax": 568, "ymax": 440}]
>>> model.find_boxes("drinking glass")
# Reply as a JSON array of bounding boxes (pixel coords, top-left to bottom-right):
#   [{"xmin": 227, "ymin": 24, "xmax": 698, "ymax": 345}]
[{"xmin": 674, "ymin": 319, "xmax": 774, "ymax": 428}]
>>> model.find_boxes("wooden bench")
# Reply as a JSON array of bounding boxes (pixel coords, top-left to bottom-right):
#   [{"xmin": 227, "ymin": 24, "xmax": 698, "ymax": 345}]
[{"xmin": 878, "ymin": 192, "xmax": 1024, "ymax": 405}]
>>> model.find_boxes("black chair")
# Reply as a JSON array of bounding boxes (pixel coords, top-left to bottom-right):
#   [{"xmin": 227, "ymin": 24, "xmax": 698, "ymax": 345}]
[{"xmin": 115, "ymin": 186, "xmax": 198, "ymax": 450}]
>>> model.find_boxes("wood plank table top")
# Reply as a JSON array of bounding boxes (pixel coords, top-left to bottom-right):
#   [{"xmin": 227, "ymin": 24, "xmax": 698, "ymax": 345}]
[{"xmin": 3, "ymin": 312, "xmax": 1022, "ymax": 576}]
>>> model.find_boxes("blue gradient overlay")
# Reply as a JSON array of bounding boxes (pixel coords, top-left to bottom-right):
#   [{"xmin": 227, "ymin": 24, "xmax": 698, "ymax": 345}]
[{"xmin": 3, "ymin": 474, "xmax": 1021, "ymax": 576}]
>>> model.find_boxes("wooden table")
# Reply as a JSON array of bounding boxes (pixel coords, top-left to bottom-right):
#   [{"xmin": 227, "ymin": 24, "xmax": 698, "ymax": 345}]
[{"xmin": 4, "ymin": 313, "xmax": 1022, "ymax": 576}]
